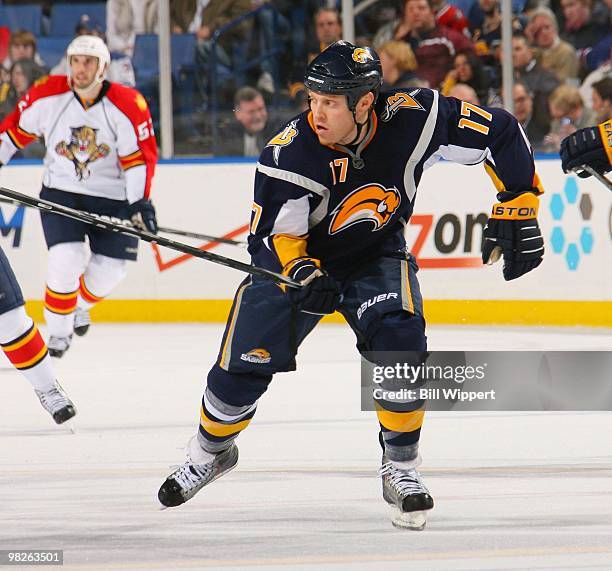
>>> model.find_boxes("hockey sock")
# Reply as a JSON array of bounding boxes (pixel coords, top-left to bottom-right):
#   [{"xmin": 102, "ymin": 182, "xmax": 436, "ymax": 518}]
[
  {"xmin": 0, "ymin": 306, "xmax": 55, "ymax": 392},
  {"xmin": 78, "ymin": 254, "xmax": 127, "ymax": 311},
  {"xmin": 44, "ymin": 286, "xmax": 78, "ymax": 337},
  {"xmin": 198, "ymin": 386, "xmax": 258, "ymax": 454}
]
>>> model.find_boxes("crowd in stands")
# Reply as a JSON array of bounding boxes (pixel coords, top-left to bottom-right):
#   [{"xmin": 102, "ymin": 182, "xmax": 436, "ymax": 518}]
[{"xmin": 0, "ymin": 0, "xmax": 608, "ymax": 156}]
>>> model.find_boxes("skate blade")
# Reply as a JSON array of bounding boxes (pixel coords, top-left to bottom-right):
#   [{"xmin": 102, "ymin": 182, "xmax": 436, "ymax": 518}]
[{"xmin": 389, "ymin": 506, "xmax": 427, "ymax": 531}]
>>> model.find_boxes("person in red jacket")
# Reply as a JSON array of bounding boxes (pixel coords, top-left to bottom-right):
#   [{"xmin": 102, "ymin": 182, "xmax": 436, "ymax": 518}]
[
  {"xmin": 431, "ymin": 0, "xmax": 470, "ymax": 37},
  {"xmin": 405, "ymin": 0, "xmax": 474, "ymax": 89}
]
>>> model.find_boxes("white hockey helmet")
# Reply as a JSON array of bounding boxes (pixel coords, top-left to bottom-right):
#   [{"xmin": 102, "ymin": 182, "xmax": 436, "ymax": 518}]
[{"xmin": 66, "ymin": 34, "xmax": 111, "ymax": 89}]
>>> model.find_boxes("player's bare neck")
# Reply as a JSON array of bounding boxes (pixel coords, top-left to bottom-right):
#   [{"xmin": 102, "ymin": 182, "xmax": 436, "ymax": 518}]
[{"xmin": 74, "ymin": 84, "xmax": 103, "ymax": 107}]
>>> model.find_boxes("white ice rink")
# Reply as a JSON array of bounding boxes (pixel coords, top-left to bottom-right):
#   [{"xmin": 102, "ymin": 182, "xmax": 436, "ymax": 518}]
[{"xmin": 2, "ymin": 323, "xmax": 612, "ymax": 571}]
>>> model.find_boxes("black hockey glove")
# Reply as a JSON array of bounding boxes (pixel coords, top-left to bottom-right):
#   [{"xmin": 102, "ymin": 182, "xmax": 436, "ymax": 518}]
[
  {"xmin": 286, "ymin": 258, "xmax": 342, "ymax": 315},
  {"xmin": 128, "ymin": 198, "xmax": 157, "ymax": 234},
  {"xmin": 482, "ymin": 190, "xmax": 544, "ymax": 281},
  {"xmin": 560, "ymin": 122, "xmax": 611, "ymax": 178}
]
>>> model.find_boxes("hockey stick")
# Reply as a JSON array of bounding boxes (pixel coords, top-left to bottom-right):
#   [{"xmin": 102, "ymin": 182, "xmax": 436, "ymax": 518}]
[
  {"xmin": 579, "ymin": 165, "xmax": 612, "ymax": 191},
  {"xmin": 157, "ymin": 226, "xmax": 247, "ymax": 247},
  {"xmin": 0, "ymin": 197, "xmax": 248, "ymax": 247},
  {"xmin": 0, "ymin": 186, "xmax": 300, "ymax": 289},
  {"xmin": 570, "ymin": 165, "xmax": 612, "ymax": 191}
]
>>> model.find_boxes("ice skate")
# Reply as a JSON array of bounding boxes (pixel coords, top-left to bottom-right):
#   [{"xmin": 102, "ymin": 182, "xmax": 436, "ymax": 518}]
[
  {"xmin": 35, "ymin": 381, "xmax": 77, "ymax": 424},
  {"xmin": 73, "ymin": 308, "xmax": 91, "ymax": 337},
  {"xmin": 47, "ymin": 335, "xmax": 72, "ymax": 358},
  {"xmin": 380, "ymin": 457, "xmax": 434, "ymax": 530},
  {"xmin": 158, "ymin": 436, "xmax": 238, "ymax": 507}
]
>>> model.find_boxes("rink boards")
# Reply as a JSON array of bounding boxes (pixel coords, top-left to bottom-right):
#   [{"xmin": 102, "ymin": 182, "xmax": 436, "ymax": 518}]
[{"xmin": 1, "ymin": 158, "xmax": 610, "ymax": 326}]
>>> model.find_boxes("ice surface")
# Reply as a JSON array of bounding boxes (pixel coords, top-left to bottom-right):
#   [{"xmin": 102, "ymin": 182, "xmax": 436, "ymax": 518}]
[{"xmin": 2, "ymin": 323, "xmax": 611, "ymax": 570}]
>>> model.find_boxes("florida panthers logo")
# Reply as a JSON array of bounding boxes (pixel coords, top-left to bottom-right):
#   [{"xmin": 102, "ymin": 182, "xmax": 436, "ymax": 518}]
[
  {"xmin": 352, "ymin": 47, "xmax": 374, "ymax": 64},
  {"xmin": 55, "ymin": 126, "xmax": 110, "ymax": 181},
  {"xmin": 381, "ymin": 90, "xmax": 425, "ymax": 122},
  {"xmin": 329, "ymin": 184, "xmax": 401, "ymax": 235}
]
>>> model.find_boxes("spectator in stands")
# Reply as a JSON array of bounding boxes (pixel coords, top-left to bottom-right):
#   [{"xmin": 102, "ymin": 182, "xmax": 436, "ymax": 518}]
[
  {"xmin": 511, "ymin": 80, "xmax": 549, "ymax": 150},
  {"xmin": 430, "ymin": 0, "xmax": 470, "ymax": 36},
  {"xmin": 403, "ymin": 0, "xmax": 474, "ymax": 89},
  {"xmin": 378, "ymin": 40, "xmax": 422, "ymax": 90},
  {"xmin": 289, "ymin": 8, "xmax": 342, "ymax": 110},
  {"xmin": 375, "ymin": 0, "xmax": 470, "ymax": 47},
  {"xmin": 249, "ymin": 1, "xmax": 292, "ymax": 95},
  {"xmin": 216, "ymin": 86, "xmax": 279, "ymax": 156},
  {"xmin": 0, "ymin": 66, "xmax": 9, "ymax": 104},
  {"xmin": 0, "ymin": 59, "xmax": 46, "ymax": 121},
  {"xmin": 526, "ymin": 7, "xmax": 579, "ymax": 83},
  {"xmin": 544, "ymin": 84, "xmax": 594, "ymax": 151},
  {"xmin": 2, "ymin": 30, "xmax": 46, "ymax": 71},
  {"xmin": 106, "ymin": 0, "xmax": 159, "ymax": 57},
  {"xmin": 372, "ymin": 1, "xmax": 414, "ymax": 47},
  {"xmin": 191, "ymin": 0, "xmax": 252, "ymax": 105},
  {"xmin": 441, "ymin": 51, "xmax": 500, "ymax": 106},
  {"xmin": 448, "ymin": 82, "xmax": 480, "ymax": 103},
  {"xmin": 512, "ymin": 33, "xmax": 560, "ymax": 123},
  {"xmin": 560, "ymin": 0, "xmax": 608, "ymax": 51},
  {"xmin": 469, "ymin": 0, "xmax": 501, "ymax": 59},
  {"xmin": 591, "ymin": 76, "xmax": 612, "ymax": 123},
  {"xmin": 582, "ymin": 63, "xmax": 611, "ymax": 103},
  {"xmin": 51, "ymin": 15, "xmax": 136, "ymax": 87}
]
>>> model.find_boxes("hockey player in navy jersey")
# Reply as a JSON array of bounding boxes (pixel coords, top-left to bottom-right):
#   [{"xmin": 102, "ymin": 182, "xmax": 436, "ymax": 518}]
[
  {"xmin": 158, "ymin": 41, "xmax": 545, "ymax": 530},
  {"xmin": 0, "ymin": 35, "xmax": 158, "ymax": 358},
  {"xmin": 560, "ymin": 119, "xmax": 611, "ymax": 178},
  {"xmin": 0, "ymin": 245, "xmax": 75, "ymax": 423}
]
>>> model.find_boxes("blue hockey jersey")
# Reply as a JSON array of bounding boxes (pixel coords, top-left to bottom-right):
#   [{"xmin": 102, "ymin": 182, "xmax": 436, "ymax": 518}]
[{"xmin": 248, "ymin": 88, "xmax": 543, "ymax": 276}]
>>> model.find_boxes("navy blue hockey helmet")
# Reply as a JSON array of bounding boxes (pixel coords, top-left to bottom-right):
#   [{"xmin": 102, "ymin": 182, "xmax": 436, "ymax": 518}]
[{"xmin": 304, "ymin": 41, "xmax": 382, "ymax": 111}]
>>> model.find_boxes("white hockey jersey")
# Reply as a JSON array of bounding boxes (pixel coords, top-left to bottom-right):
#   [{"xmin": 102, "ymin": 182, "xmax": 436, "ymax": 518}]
[{"xmin": 0, "ymin": 75, "xmax": 157, "ymax": 203}]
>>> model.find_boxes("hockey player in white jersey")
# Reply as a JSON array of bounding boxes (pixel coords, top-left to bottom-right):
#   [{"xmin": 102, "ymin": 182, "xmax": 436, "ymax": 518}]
[{"xmin": 0, "ymin": 35, "xmax": 158, "ymax": 357}]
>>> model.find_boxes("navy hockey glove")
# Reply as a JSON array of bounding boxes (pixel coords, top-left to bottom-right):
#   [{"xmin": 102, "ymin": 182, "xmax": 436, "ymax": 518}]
[
  {"xmin": 560, "ymin": 122, "xmax": 611, "ymax": 178},
  {"xmin": 482, "ymin": 190, "xmax": 544, "ymax": 281},
  {"xmin": 128, "ymin": 199, "xmax": 157, "ymax": 234},
  {"xmin": 286, "ymin": 258, "xmax": 342, "ymax": 315}
]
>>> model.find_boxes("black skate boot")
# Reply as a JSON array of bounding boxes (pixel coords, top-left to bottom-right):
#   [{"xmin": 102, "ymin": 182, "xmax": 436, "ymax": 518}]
[
  {"xmin": 73, "ymin": 308, "xmax": 91, "ymax": 337},
  {"xmin": 47, "ymin": 335, "xmax": 72, "ymax": 358},
  {"xmin": 35, "ymin": 381, "xmax": 77, "ymax": 424},
  {"xmin": 380, "ymin": 456, "xmax": 434, "ymax": 530},
  {"xmin": 158, "ymin": 436, "xmax": 238, "ymax": 507}
]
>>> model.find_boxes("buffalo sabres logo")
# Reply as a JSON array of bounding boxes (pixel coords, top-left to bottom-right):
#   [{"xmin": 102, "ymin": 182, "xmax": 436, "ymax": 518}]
[
  {"xmin": 240, "ymin": 348, "xmax": 271, "ymax": 364},
  {"xmin": 329, "ymin": 183, "xmax": 401, "ymax": 235},
  {"xmin": 55, "ymin": 126, "xmax": 110, "ymax": 181},
  {"xmin": 352, "ymin": 47, "xmax": 374, "ymax": 64},
  {"xmin": 267, "ymin": 119, "xmax": 299, "ymax": 165},
  {"xmin": 381, "ymin": 90, "xmax": 425, "ymax": 122}
]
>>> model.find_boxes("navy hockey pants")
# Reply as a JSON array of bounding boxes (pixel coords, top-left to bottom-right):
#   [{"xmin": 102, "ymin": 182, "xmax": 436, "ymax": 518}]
[{"xmin": 199, "ymin": 252, "xmax": 427, "ymax": 463}]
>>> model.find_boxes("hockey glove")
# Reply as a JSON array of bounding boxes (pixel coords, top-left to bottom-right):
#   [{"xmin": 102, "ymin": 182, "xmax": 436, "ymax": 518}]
[
  {"xmin": 286, "ymin": 258, "xmax": 342, "ymax": 315},
  {"xmin": 128, "ymin": 199, "xmax": 158, "ymax": 234},
  {"xmin": 560, "ymin": 122, "xmax": 611, "ymax": 178},
  {"xmin": 482, "ymin": 190, "xmax": 544, "ymax": 281}
]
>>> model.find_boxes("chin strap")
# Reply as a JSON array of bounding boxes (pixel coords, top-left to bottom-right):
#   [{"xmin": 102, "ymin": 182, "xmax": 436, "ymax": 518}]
[
  {"xmin": 345, "ymin": 109, "xmax": 368, "ymax": 146},
  {"xmin": 334, "ymin": 110, "xmax": 375, "ymax": 170}
]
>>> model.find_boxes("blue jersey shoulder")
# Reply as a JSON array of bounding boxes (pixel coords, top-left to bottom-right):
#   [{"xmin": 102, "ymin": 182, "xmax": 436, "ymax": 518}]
[
  {"xmin": 259, "ymin": 111, "xmax": 318, "ymax": 171},
  {"xmin": 375, "ymin": 88, "xmax": 436, "ymax": 125}
]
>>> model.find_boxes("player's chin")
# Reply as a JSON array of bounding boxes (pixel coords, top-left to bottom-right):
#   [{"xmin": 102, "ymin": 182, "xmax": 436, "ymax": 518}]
[{"xmin": 316, "ymin": 130, "xmax": 334, "ymax": 145}]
